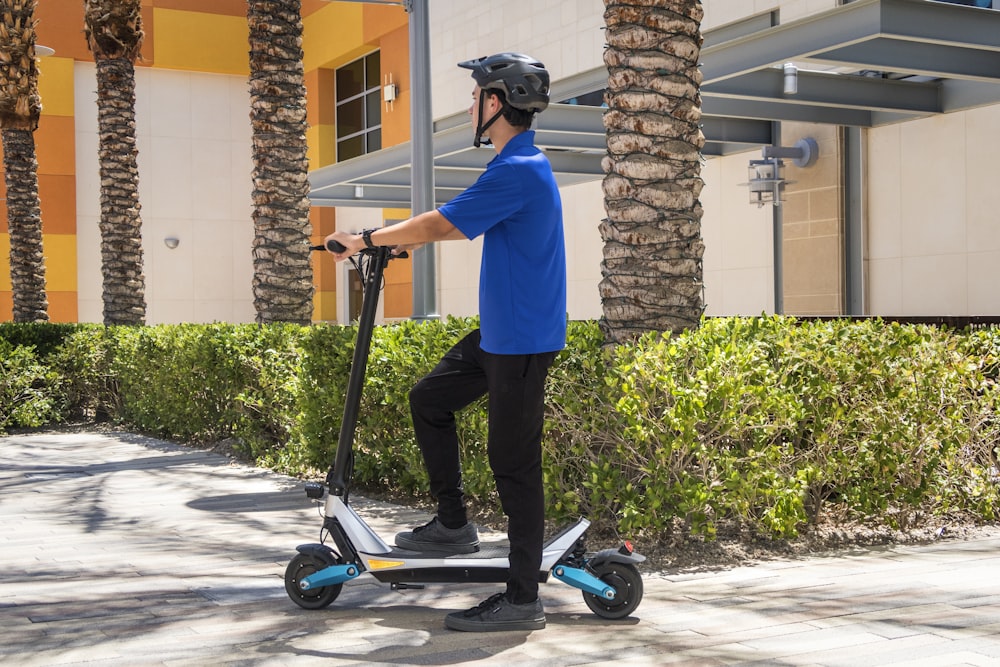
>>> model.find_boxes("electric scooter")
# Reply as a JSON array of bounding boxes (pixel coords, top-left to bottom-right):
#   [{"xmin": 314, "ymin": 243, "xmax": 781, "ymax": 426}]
[{"xmin": 284, "ymin": 240, "xmax": 644, "ymax": 621}]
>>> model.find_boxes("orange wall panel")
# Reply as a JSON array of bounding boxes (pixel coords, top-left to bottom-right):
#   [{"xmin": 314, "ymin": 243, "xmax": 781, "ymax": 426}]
[
  {"xmin": 46, "ymin": 291, "xmax": 78, "ymax": 323},
  {"xmin": 39, "ymin": 174, "xmax": 76, "ymax": 235},
  {"xmin": 305, "ymin": 68, "xmax": 336, "ymax": 127},
  {"xmin": 379, "ymin": 24, "xmax": 410, "ymax": 149},
  {"xmin": 152, "ymin": 0, "xmax": 246, "ymax": 17},
  {"xmin": 35, "ymin": 1, "xmax": 92, "ymax": 63},
  {"xmin": 363, "ymin": 4, "xmax": 408, "ymax": 44},
  {"xmin": 383, "ymin": 282, "xmax": 412, "ymax": 320},
  {"xmin": 0, "ymin": 291, "xmax": 11, "ymax": 320},
  {"xmin": 36, "ymin": 115, "xmax": 76, "ymax": 177}
]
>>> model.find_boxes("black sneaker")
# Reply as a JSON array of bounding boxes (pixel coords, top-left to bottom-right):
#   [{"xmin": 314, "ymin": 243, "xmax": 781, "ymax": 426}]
[
  {"xmin": 445, "ymin": 592, "xmax": 546, "ymax": 632},
  {"xmin": 394, "ymin": 517, "xmax": 479, "ymax": 554}
]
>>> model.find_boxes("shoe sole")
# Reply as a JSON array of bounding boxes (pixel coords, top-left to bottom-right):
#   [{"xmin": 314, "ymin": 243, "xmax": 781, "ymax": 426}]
[
  {"xmin": 394, "ymin": 536, "xmax": 480, "ymax": 554},
  {"xmin": 445, "ymin": 615, "xmax": 546, "ymax": 632}
]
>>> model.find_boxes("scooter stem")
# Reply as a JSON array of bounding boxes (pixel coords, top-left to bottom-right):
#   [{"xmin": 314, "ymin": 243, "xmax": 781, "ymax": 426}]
[{"xmin": 327, "ymin": 246, "xmax": 392, "ymax": 496}]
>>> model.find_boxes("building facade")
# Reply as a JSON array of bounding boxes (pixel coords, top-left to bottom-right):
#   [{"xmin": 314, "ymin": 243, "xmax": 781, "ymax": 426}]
[{"xmin": 2, "ymin": 0, "xmax": 998, "ymax": 324}]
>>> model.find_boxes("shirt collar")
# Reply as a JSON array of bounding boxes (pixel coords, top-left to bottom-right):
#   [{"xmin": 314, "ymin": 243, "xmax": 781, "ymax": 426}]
[{"xmin": 488, "ymin": 130, "xmax": 535, "ymax": 164}]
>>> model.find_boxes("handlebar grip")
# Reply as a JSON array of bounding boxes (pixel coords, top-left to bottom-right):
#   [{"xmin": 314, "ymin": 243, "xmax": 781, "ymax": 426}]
[{"xmin": 326, "ymin": 239, "xmax": 347, "ymax": 253}]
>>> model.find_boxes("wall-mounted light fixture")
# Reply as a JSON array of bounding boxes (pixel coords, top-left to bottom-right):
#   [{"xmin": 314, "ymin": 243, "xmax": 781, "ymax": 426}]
[
  {"xmin": 164, "ymin": 236, "xmax": 180, "ymax": 249},
  {"xmin": 783, "ymin": 62, "xmax": 798, "ymax": 95},
  {"xmin": 36, "ymin": 45, "xmax": 55, "ymax": 57},
  {"xmin": 743, "ymin": 137, "xmax": 819, "ymax": 208},
  {"xmin": 383, "ymin": 73, "xmax": 398, "ymax": 112}
]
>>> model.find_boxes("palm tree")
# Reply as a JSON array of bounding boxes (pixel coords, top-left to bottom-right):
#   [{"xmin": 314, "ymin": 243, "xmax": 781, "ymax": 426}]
[
  {"xmin": 83, "ymin": 0, "xmax": 146, "ymax": 325},
  {"xmin": 600, "ymin": 0, "xmax": 706, "ymax": 344},
  {"xmin": 247, "ymin": 0, "xmax": 313, "ymax": 325},
  {"xmin": 0, "ymin": 0, "xmax": 47, "ymax": 322}
]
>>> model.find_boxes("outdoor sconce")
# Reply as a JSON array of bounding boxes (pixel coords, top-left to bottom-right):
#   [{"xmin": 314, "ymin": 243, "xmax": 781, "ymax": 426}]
[
  {"xmin": 383, "ymin": 74, "xmax": 398, "ymax": 111},
  {"xmin": 164, "ymin": 236, "xmax": 180, "ymax": 249},
  {"xmin": 743, "ymin": 137, "xmax": 819, "ymax": 208},
  {"xmin": 783, "ymin": 63, "xmax": 798, "ymax": 95},
  {"xmin": 36, "ymin": 45, "xmax": 54, "ymax": 57}
]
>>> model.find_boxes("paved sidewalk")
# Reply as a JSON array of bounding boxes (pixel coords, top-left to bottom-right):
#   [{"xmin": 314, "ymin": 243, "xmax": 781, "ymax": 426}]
[{"xmin": 2, "ymin": 432, "xmax": 1000, "ymax": 666}]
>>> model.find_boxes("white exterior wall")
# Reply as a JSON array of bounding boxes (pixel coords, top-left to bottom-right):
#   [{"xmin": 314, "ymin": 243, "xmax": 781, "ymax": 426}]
[
  {"xmin": 427, "ymin": 0, "xmax": 785, "ymax": 320},
  {"xmin": 71, "ymin": 0, "xmax": 1000, "ymax": 324},
  {"xmin": 867, "ymin": 104, "xmax": 1000, "ymax": 315},
  {"xmin": 75, "ymin": 63, "xmax": 255, "ymax": 325}
]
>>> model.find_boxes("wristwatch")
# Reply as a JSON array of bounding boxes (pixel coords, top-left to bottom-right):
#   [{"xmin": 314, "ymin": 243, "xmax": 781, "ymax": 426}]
[{"xmin": 361, "ymin": 228, "xmax": 377, "ymax": 249}]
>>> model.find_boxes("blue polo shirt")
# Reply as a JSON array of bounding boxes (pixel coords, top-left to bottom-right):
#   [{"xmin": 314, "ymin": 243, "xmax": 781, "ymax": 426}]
[{"xmin": 438, "ymin": 131, "xmax": 567, "ymax": 355}]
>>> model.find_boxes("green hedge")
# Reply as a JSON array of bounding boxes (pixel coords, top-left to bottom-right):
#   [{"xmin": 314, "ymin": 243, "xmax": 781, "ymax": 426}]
[{"xmin": 2, "ymin": 316, "xmax": 998, "ymax": 540}]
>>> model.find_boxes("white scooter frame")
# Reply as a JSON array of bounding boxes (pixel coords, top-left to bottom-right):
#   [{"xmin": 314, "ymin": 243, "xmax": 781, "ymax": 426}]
[{"xmin": 284, "ymin": 243, "xmax": 644, "ymax": 620}]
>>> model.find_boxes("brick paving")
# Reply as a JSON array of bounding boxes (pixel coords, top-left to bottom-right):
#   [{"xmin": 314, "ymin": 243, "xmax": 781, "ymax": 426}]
[{"xmin": 2, "ymin": 432, "xmax": 1000, "ymax": 666}]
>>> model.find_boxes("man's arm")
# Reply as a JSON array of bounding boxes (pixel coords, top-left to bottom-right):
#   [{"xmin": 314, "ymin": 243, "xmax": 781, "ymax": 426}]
[{"xmin": 323, "ymin": 209, "xmax": 465, "ymax": 260}]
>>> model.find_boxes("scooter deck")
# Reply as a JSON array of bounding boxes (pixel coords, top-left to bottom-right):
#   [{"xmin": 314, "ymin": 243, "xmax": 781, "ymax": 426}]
[{"xmin": 362, "ymin": 544, "xmax": 544, "ymax": 585}]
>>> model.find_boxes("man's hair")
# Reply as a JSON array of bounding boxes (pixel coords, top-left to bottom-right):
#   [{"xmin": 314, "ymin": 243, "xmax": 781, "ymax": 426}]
[{"xmin": 485, "ymin": 89, "xmax": 536, "ymax": 129}]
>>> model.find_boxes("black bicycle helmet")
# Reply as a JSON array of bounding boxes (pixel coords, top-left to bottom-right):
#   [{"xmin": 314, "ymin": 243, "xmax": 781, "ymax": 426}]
[{"xmin": 458, "ymin": 53, "xmax": 550, "ymax": 113}]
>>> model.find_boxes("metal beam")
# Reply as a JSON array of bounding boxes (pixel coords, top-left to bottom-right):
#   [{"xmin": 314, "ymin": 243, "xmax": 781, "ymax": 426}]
[
  {"xmin": 702, "ymin": 96, "xmax": 875, "ymax": 127},
  {"xmin": 705, "ymin": 68, "xmax": 942, "ymax": 114},
  {"xmin": 811, "ymin": 40, "xmax": 1000, "ymax": 83}
]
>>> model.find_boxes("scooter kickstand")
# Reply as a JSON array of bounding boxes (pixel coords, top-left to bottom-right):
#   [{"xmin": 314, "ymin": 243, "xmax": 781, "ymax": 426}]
[{"xmin": 391, "ymin": 582, "xmax": 426, "ymax": 591}]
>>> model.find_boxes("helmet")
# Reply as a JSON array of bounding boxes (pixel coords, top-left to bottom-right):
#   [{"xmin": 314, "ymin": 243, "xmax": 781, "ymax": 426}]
[{"xmin": 458, "ymin": 53, "xmax": 550, "ymax": 112}]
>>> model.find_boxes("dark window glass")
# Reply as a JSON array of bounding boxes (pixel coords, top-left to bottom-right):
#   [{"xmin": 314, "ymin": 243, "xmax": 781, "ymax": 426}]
[
  {"xmin": 337, "ymin": 135, "xmax": 364, "ymax": 161},
  {"xmin": 336, "ymin": 58, "xmax": 365, "ymax": 101},
  {"xmin": 365, "ymin": 51, "xmax": 381, "ymax": 89},
  {"xmin": 335, "ymin": 51, "xmax": 382, "ymax": 163},
  {"xmin": 337, "ymin": 97, "xmax": 364, "ymax": 137},
  {"xmin": 561, "ymin": 89, "xmax": 607, "ymax": 107},
  {"xmin": 348, "ymin": 268, "xmax": 363, "ymax": 321},
  {"xmin": 366, "ymin": 90, "xmax": 381, "ymax": 128},
  {"xmin": 366, "ymin": 128, "xmax": 381, "ymax": 153}
]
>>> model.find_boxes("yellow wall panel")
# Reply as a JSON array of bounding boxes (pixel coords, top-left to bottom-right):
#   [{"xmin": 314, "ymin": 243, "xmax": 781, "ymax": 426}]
[
  {"xmin": 43, "ymin": 234, "xmax": 77, "ymax": 292},
  {"xmin": 313, "ymin": 289, "xmax": 337, "ymax": 322},
  {"xmin": 38, "ymin": 57, "xmax": 75, "ymax": 117},
  {"xmin": 383, "ymin": 208, "xmax": 411, "ymax": 221},
  {"xmin": 307, "ymin": 124, "xmax": 337, "ymax": 169},
  {"xmin": 152, "ymin": 8, "xmax": 249, "ymax": 75},
  {"xmin": 303, "ymin": 3, "xmax": 367, "ymax": 71}
]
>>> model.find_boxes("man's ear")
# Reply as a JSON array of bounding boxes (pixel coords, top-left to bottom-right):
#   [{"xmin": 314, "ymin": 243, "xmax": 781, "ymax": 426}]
[{"xmin": 484, "ymin": 90, "xmax": 502, "ymax": 114}]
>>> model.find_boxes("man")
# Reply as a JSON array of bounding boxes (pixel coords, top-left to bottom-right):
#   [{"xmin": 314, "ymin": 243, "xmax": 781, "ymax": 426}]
[{"xmin": 325, "ymin": 53, "xmax": 566, "ymax": 632}]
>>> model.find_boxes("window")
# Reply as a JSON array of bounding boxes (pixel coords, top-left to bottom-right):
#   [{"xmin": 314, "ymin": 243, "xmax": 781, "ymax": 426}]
[
  {"xmin": 561, "ymin": 89, "xmax": 607, "ymax": 108},
  {"xmin": 336, "ymin": 51, "xmax": 382, "ymax": 162}
]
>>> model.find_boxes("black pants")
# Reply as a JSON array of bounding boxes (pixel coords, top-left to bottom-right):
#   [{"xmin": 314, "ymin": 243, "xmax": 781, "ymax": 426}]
[{"xmin": 409, "ymin": 330, "xmax": 556, "ymax": 604}]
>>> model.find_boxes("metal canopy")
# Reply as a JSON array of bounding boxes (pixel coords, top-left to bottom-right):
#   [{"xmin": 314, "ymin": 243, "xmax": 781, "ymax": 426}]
[{"xmin": 309, "ymin": 0, "xmax": 1000, "ymax": 208}]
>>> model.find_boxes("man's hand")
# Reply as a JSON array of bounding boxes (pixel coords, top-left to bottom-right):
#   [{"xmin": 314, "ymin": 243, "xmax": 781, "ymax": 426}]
[{"xmin": 324, "ymin": 231, "xmax": 364, "ymax": 261}]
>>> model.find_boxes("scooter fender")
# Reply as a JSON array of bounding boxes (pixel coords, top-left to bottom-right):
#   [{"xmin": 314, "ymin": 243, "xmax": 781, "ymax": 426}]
[
  {"xmin": 587, "ymin": 546, "xmax": 647, "ymax": 568},
  {"xmin": 295, "ymin": 543, "xmax": 337, "ymax": 560}
]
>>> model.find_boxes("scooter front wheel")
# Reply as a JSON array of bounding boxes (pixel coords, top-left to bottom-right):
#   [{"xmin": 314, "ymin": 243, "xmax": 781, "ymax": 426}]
[
  {"xmin": 285, "ymin": 552, "xmax": 343, "ymax": 610},
  {"xmin": 583, "ymin": 561, "xmax": 643, "ymax": 620}
]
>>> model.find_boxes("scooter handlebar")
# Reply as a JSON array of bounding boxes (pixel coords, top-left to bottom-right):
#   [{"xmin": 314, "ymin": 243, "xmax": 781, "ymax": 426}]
[
  {"xmin": 309, "ymin": 240, "xmax": 347, "ymax": 253},
  {"xmin": 310, "ymin": 241, "xmax": 408, "ymax": 259}
]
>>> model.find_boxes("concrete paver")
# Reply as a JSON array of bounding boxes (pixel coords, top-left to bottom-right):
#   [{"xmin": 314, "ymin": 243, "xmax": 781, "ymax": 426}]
[{"xmin": 3, "ymin": 432, "xmax": 1000, "ymax": 666}]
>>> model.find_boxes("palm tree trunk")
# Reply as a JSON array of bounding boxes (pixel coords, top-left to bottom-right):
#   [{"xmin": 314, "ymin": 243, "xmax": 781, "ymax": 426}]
[
  {"xmin": 84, "ymin": 0, "xmax": 146, "ymax": 325},
  {"xmin": 3, "ymin": 127, "xmax": 47, "ymax": 321},
  {"xmin": 94, "ymin": 56, "xmax": 145, "ymax": 325},
  {"xmin": 247, "ymin": 0, "xmax": 313, "ymax": 325},
  {"xmin": 0, "ymin": 0, "xmax": 47, "ymax": 322},
  {"xmin": 600, "ymin": 0, "xmax": 706, "ymax": 344}
]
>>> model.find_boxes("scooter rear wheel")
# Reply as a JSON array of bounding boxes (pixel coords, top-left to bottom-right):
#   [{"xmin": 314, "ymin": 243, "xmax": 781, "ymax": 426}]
[
  {"xmin": 285, "ymin": 552, "xmax": 343, "ymax": 610},
  {"xmin": 582, "ymin": 561, "xmax": 643, "ymax": 620}
]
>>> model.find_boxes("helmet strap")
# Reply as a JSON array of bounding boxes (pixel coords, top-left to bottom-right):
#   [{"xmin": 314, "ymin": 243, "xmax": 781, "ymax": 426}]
[{"xmin": 473, "ymin": 91, "xmax": 505, "ymax": 148}]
